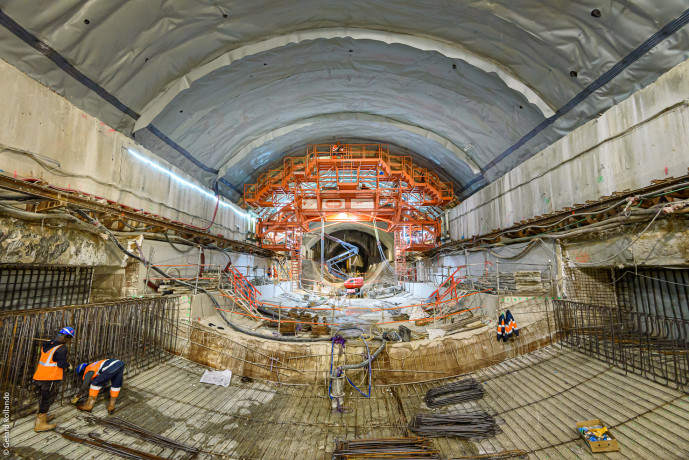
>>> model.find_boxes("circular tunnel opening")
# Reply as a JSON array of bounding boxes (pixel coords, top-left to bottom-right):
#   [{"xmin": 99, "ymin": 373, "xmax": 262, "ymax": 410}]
[{"xmin": 311, "ymin": 229, "xmax": 388, "ymax": 276}]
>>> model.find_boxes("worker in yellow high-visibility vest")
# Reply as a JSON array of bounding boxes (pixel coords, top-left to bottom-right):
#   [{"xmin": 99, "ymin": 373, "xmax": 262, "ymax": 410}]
[{"xmin": 31, "ymin": 326, "xmax": 75, "ymax": 432}]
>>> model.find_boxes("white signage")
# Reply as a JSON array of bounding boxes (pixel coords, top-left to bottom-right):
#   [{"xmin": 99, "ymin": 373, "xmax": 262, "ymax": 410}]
[
  {"xmin": 350, "ymin": 199, "xmax": 374, "ymax": 210},
  {"xmin": 322, "ymin": 199, "xmax": 345, "ymax": 210}
]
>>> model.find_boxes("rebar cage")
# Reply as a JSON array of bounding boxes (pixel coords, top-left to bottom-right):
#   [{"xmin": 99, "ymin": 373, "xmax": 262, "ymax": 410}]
[
  {"xmin": 0, "ymin": 264, "xmax": 94, "ymax": 311},
  {"xmin": 0, "ymin": 296, "xmax": 179, "ymax": 420},
  {"xmin": 553, "ymin": 299, "xmax": 689, "ymax": 388}
]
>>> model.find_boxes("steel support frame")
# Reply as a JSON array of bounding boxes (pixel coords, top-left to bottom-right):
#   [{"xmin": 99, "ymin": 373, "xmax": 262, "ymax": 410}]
[{"xmin": 244, "ymin": 144, "xmax": 452, "ymax": 252}]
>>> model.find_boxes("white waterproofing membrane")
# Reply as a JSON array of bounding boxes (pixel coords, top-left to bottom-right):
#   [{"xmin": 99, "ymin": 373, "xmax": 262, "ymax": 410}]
[{"xmin": 0, "ymin": 1, "xmax": 688, "ymax": 201}]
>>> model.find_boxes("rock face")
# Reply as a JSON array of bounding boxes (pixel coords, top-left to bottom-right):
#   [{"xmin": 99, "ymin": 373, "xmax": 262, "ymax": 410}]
[
  {"xmin": 0, "ymin": 217, "xmax": 121, "ymax": 266},
  {"xmin": 563, "ymin": 220, "xmax": 689, "ymax": 268}
]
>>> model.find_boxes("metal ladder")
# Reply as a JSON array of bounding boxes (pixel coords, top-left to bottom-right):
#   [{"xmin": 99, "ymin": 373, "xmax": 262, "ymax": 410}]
[
  {"xmin": 290, "ymin": 231, "xmax": 302, "ymax": 291},
  {"xmin": 394, "ymin": 230, "xmax": 407, "ymax": 280}
]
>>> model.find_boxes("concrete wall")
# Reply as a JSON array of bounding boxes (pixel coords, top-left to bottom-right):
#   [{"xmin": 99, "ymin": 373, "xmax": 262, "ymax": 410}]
[
  {"xmin": 561, "ymin": 220, "xmax": 689, "ymax": 268},
  {"xmin": 450, "ymin": 57, "xmax": 689, "ymax": 240},
  {"xmin": 172, "ymin": 297, "xmax": 554, "ymax": 385},
  {"xmin": 0, "ymin": 58, "xmax": 250, "ymax": 241}
]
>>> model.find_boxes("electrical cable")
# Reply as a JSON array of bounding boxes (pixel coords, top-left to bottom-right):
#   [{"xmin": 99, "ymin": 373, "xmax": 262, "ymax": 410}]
[
  {"xmin": 68, "ymin": 206, "xmax": 335, "ymax": 343},
  {"xmin": 344, "ymin": 336, "xmax": 372, "ymax": 398},
  {"xmin": 536, "ymin": 205, "xmax": 666, "ymax": 266},
  {"xmin": 0, "ymin": 160, "xmax": 245, "ymax": 235},
  {"xmin": 442, "ymin": 197, "xmax": 687, "ymax": 259},
  {"xmin": 328, "ymin": 327, "xmax": 386, "ymax": 400},
  {"xmin": 443, "ymin": 180, "xmax": 689, "ymax": 251},
  {"xmin": 164, "ymin": 233, "xmax": 197, "ymax": 253},
  {"xmin": 117, "ymin": 219, "xmax": 154, "ymax": 231},
  {"xmin": 198, "ymin": 195, "xmax": 220, "ymax": 231}
]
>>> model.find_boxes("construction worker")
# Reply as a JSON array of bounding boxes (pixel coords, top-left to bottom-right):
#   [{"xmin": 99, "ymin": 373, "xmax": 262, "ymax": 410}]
[
  {"xmin": 332, "ymin": 142, "xmax": 345, "ymax": 156},
  {"xmin": 73, "ymin": 359, "xmax": 126, "ymax": 414},
  {"xmin": 32, "ymin": 326, "xmax": 75, "ymax": 432}
]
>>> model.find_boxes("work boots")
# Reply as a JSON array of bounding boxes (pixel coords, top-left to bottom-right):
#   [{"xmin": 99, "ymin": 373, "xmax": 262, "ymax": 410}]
[
  {"xmin": 107, "ymin": 396, "xmax": 117, "ymax": 414},
  {"xmin": 34, "ymin": 413, "xmax": 56, "ymax": 432},
  {"xmin": 77, "ymin": 395, "xmax": 97, "ymax": 412}
]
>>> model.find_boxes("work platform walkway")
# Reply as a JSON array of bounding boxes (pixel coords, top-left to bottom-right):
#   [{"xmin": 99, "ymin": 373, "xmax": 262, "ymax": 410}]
[{"xmin": 9, "ymin": 346, "xmax": 689, "ymax": 459}]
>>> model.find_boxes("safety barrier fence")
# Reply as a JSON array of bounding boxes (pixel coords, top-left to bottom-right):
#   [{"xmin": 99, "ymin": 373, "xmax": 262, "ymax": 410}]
[
  {"xmin": 418, "ymin": 262, "xmax": 554, "ymax": 294},
  {"xmin": 0, "ymin": 296, "xmax": 179, "ymax": 420},
  {"xmin": 553, "ymin": 300, "xmax": 689, "ymax": 388}
]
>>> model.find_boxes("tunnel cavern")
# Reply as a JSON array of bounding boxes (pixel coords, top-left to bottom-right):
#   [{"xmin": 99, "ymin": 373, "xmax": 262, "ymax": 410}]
[{"xmin": 1, "ymin": 2, "xmax": 689, "ymax": 459}]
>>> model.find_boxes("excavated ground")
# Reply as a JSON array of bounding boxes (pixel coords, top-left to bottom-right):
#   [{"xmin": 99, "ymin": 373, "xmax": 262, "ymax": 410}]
[{"xmin": 10, "ymin": 346, "xmax": 689, "ymax": 459}]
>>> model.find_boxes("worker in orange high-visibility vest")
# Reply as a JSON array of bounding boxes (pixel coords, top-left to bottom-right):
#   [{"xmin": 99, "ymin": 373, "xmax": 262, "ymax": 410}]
[
  {"xmin": 32, "ymin": 326, "xmax": 75, "ymax": 432},
  {"xmin": 72, "ymin": 359, "xmax": 126, "ymax": 414}
]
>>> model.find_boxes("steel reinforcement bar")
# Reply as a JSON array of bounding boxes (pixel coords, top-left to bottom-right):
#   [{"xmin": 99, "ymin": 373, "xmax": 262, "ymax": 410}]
[
  {"xmin": 553, "ymin": 299, "xmax": 689, "ymax": 388},
  {"xmin": 0, "ymin": 296, "xmax": 179, "ymax": 420}
]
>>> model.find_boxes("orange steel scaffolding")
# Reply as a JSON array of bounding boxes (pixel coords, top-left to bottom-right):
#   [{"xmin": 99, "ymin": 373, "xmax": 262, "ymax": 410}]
[{"xmin": 243, "ymin": 144, "xmax": 453, "ymax": 254}]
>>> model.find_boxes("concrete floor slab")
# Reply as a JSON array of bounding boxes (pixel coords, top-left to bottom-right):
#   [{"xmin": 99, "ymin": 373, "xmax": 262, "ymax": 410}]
[{"xmin": 9, "ymin": 346, "xmax": 689, "ymax": 459}]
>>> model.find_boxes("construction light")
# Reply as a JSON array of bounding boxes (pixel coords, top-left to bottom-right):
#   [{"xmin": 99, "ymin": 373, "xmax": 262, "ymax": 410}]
[{"xmin": 127, "ymin": 148, "xmax": 249, "ymax": 218}]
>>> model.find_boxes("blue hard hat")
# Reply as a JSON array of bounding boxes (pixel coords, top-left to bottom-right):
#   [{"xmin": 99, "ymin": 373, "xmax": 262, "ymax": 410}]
[
  {"xmin": 59, "ymin": 326, "xmax": 75, "ymax": 337},
  {"xmin": 76, "ymin": 363, "xmax": 87, "ymax": 376}
]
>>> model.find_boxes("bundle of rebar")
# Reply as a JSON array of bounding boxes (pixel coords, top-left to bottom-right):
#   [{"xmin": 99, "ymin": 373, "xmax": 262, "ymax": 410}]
[
  {"xmin": 408, "ymin": 410, "xmax": 501, "ymax": 439},
  {"xmin": 60, "ymin": 430, "xmax": 171, "ymax": 460},
  {"xmin": 424, "ymin": 378, "xmax": 485, "ymax": 408},
  {"xmin": 332, "ymin": 437, "xmax": 440, "ymax": 459},
  {"xmin": 449, "ymin": 450, "xmax": 529, "ymax": 460},
  {"xmin": 86, "ymin": 416, "xmax": 200, "ymax": 455}
]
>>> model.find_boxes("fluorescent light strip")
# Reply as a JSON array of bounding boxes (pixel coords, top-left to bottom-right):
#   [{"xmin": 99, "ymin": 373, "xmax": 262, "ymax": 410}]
[{"xmin": 127, "ymin": 148, "xmax": 249, "ymax": 218}]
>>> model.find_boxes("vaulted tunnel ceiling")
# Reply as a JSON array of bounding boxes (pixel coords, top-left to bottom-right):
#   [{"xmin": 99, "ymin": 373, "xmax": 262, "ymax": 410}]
[{"xmin": 1, "ymin": 1, "xmax": 688, "ymax": 202}]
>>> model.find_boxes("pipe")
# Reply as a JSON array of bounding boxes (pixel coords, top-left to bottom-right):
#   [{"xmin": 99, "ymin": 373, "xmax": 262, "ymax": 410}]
[
  {"xmin": 340, "ymin": 338, "xmax": 386, "ymax": 370},
  {"xmin": 70, "ymin": 206, "xmax": 337, "ymax": 343},
  {"xmin": 0, "ymin": 203, "xmax": 83, "ymax": 224}
]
